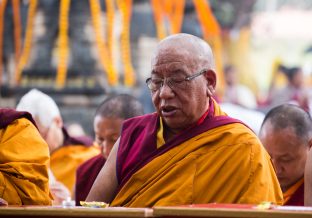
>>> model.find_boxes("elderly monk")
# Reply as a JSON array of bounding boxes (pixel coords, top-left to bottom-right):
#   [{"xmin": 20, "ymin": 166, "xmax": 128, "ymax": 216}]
[
  {"xmin": 259, "ymin": 104, "xmax": 312, "ymax": 206},
  {"xmin": 0, "ymin": 108, "xmax": 51, "ymax": 205},
  {"xmin": 75, "ymin": 94, "xmax": 144, "ymax": 205},
  {"xmin": 87, "ymin": 33, "xmax": 283, "ymax": 207},
  {"xmin": 16, "ymin": 89, "xmax": 99, "ymax": 197}
]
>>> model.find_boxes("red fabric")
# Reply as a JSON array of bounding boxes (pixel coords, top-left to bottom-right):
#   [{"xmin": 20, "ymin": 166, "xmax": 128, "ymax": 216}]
[
  {"xmin": 0, "ymin": 108, "xmax": 36, "ymax": 129},
  {"xmin": 284, "ymin": 182, "xmax": 304, "ymax": 206},
  {"xmin": 177, "ymin": 203, "xmax": 255, "ymax": 209},
  {"xmin": 75, "ymin": 154, "xmax": 106, "ymax": 205},
  {"xmin": 62, "ymin": 127, "xmax": 93, "ymax": 147}
]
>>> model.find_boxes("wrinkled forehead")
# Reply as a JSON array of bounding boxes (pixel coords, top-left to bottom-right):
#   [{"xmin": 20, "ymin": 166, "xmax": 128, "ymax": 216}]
[
  {"xmin": 151, "ymin": 62, "xmax": 190, "ymax": 78},
  {"xmin": 151, "ymin": 46, "xmax": 198, "ymax": 76}
]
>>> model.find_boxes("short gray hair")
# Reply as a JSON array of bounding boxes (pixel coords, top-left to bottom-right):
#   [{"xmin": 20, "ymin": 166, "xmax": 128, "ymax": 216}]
[{"xmin": 16, "ymin": 89, "xmax": 60, "ymax": 128}]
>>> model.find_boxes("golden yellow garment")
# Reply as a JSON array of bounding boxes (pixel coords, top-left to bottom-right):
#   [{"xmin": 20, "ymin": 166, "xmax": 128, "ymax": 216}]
[
  {"xmin": 0, "ymin": 118, "xmax": 51, "ymax": 205},
  {"xmin": 156, "ymin": 117, "xmax": 165, "ymax": 148},
  {"xmin": 50, "ymin": 145, "xmax": 99, "ymax": 194},
  {"xmin": 112, "ymin": 101, "xmax": 283, "ymax": 207}
]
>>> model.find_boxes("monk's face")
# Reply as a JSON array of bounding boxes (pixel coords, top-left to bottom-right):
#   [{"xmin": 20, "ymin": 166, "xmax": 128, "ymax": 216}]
[
  {"xmin": 260, "ymin": 122, "xmax": 309, "ymax": 192},
  {"xmin": 94, "ymin": 115, "xmax": 123, "ymax": 159},
  {"xmin": 150, "ymin": 39, "xmax": 214, "ymax": 133},
  {"xmin": 35, "ymin": 117, "xmax": 63, "ymax": 153}
]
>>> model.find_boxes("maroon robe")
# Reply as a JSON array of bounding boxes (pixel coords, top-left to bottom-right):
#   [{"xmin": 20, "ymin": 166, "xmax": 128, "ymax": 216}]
[
  {"xmin": 75, "ymin": 154, "xmax": 106, "ymax": 205},
  {"xmin": 62, "ymin": 127, "xmax": 93, "ymax": 147},
  {"xmin": 0, "ymin": 108, "xmax": 36, "ymax": 129},
  {"xmin": 116, "ymin": 99, "xmax": 245, "ymax": 190},
  {"xmin": 284, "ymin": 182, "xmax": 304, "ymax": 206}
]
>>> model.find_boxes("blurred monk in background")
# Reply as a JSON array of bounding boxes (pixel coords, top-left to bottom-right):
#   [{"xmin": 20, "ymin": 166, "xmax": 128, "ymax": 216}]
[
  {"xmin": 259, "ymin": 104, "xmax": 312, "ymax": 206},
  {"xmin": 268, "ymin": 66, "xmax": 309, "ymax": 111},
  {"xmin": 87, "ymin": 33, "xmax": 283, "ymax": 206},
  {"xmin": 16, "ymin": 89, "xmax": 99, "ymax": 201},
  {"xmin": 75, "ymin": 94, "xmax": 144, "ymax": 205},
  {"xmin": 222, "ymin": 64, "xmax": 257, "ymax": 109},
  {"xmin": 0, "ymin": 108, "xmax": 51, "ymax": 205}
]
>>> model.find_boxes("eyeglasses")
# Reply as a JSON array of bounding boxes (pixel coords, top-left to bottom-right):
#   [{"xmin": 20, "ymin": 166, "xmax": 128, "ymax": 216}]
[{"xmin": 146, "ymin": 69, "xmax": 206, "ymax": 92}]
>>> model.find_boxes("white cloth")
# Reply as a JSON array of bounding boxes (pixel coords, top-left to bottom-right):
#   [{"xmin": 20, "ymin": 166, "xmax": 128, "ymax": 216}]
[{"xmin": 220, "ymin": 103, "xmax": 265, "ymax": 136}]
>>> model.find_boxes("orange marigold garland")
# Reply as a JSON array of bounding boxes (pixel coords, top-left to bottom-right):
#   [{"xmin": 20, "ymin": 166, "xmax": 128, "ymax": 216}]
[
  {"xmin": 117, "ymin": 0, "xmax": 135, "ymax": 87},
  {"xmin": 193, "ymin": 0, "xmax": 224, "ymax": 90},
  {"xmin": 90, "ymin": 0, "xmax": 118, "ymax": 86},
  {"xmin": 167, "ymin": 0, "xmax": 185, "ymax": 34},
  {"xmin": 12, "ymin": 0, "xmax": 22, "ymax": 63},
  {"xmin": 0, "ymin": 0, "xmax": 7, "ymax": 84},
  {"xmin": 151, "ymin": 0, "xmax": 185, "ymax": 40},
  {"xmin": 56, "ymin": 0, "xmax": 71, "ymax": 88},
  {"xmin": 105, "ymin": 0, "xmax": 115, "ymax": 61},
  {"xmin": 15, "ymin": 0, "xmax": 37, "ymax": 84},
  {"xmin": 151, "ymin": 0, "xmax": 166, "ymax": 39}
]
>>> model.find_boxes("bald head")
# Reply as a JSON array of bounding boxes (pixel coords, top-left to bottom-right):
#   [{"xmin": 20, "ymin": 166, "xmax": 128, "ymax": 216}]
[
  {"xmin": 96, "ymin": 94, "xmax": 144, "ymax": 119},
  {"xmin": 259, "ymin": 104, "xmax": 312, "ymax": 192},
  {"xmin": 260, "ymin": 104, "xmax": 312, "ymax": 142},
  {"xmin": 152, "ymin": 33, "xmax": 215, "ymax": 71}
]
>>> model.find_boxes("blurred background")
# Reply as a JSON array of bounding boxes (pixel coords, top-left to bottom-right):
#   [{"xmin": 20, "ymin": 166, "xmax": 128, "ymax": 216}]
[{"xmin": 1, "ymin": 0, "xmax": 312, "ymax": 135}]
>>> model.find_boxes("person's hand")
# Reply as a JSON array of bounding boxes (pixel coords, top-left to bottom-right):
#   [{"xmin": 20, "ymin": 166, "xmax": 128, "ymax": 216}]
[
  {"xmin": 0, "ymin": 198, "xmax": 8, "ymax": 206},
  {"xmin": 50, "ymin": 181, "xmax": 71, "ymax": 205}
]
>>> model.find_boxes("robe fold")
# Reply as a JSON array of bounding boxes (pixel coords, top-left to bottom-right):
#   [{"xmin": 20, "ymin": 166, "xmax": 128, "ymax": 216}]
[
  {"xmin": 112, "ymin": 99, "xmax": 283, "ymax": 207},
  {"xmin": 283, "ymin": 178, "xmax": 304, "ymax": 206},
  {"xmin": 50, "ymin": 128, "xmax": 100, "ymax": 194},
  {"xmin": 0, "ymin": 109, "xmax": 51, "ymax": 205},
  {"xmin": 75, "ymin": 154, "xmax": 106, "ymax": 205}
]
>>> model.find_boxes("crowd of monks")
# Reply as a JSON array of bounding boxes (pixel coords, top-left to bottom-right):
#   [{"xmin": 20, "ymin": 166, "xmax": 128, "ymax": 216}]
[{"xmin": 1, "ymin": 33, "xmax": 312, "ymax": 208}]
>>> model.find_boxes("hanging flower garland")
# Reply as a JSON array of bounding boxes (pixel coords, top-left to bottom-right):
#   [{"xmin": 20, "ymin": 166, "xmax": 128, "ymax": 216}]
[
  {"xmin": 90, "ymin": 0, "xmax": 118, "ymax": 86},
  {"xmin": 116, "ymin": 0, "xmax": 135, "ymax": 87},
  {"xmin": 193, "ymin": 0, "xmax": 224, "ymax": 90},
  {"xmin": 12, "ymin": 0, "xmax": 21, "ymax": 63},
  {"xmin": 167, "ymin": 0, "xmax": 185, "ymax": 34},
  {"xmin": 105, "ymin": 0, "xmax": 115, "ymax": 62},
  {"xmin": 0, "ymin": 0, "xmax": 7, "ymax": 84},
  {"xmin": 56, "ymin": 0, "xmax": 71, "ymax": 88},
  {"xmin": 151, "ymin": 0, "xmax": 166, "ymax": 39},
  {"xmin": 151, "ymin": 0, "xmax": 185, "ymax": 40},
  {"xmin": 15, "ymin": 0, "xmax": 37, "ymax": 84}
]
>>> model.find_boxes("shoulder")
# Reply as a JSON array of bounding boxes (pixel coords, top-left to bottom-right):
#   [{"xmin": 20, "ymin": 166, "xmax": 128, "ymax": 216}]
[
  {"xmin": 121, "ymin": 113, "xmax": 158, "ymax": 133},
  {"xmin": 0, "ymin": 109, "xmax": 36, "ymax": 129},
  {"xmin": 77, "ymin": 154, "xmax": 106, "ymax": 176},
  {"xmin": 1, "ymin": 117, "xmax": 41, "ymax": 145},
  {"xmin": 123, "ymin": 113, "xmax": 157, "ymax": 127},
  {"xmin": 219, "ymin": 122, "xmax": 270, "ymax": 165},
  {"xmin": 209, "ymin": 122, "xmax": 264, "ymax": 153}
]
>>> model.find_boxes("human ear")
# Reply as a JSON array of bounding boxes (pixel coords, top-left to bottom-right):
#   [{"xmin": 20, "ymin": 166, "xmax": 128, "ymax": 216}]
[
  {"xmin": 308, "ymin": 138, "xmax": 312, "ymax": 149},
  {"xmin": 53, "ymin": 116, "xmax": 63, "ymax": 128},
  {"xmin": 203, "ymin": 69, "xmax": 216, "ymax": 96}
]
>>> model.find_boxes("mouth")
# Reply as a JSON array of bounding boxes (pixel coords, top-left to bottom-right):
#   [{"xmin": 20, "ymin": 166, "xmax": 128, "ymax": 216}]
[{"xmin": 161, "ymin": 105, "xmax": 178, "ymax": 117}]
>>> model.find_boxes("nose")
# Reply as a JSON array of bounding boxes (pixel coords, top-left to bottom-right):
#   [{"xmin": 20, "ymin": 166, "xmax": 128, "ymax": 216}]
[{"xmin": 159, "ymin": 81, "xmax": 175, "ymax": 99}]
